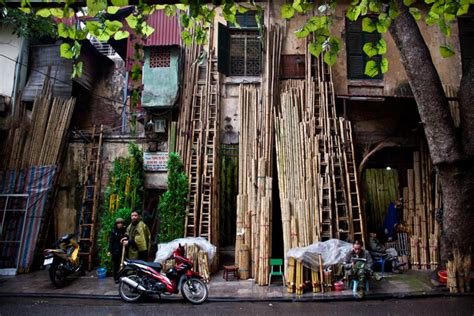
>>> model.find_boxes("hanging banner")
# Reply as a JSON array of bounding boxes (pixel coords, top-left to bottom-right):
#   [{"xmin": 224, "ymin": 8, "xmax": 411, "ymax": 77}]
[{"xmin": 143, "ymin": 152, "xmax": 168, "ymax": 172}]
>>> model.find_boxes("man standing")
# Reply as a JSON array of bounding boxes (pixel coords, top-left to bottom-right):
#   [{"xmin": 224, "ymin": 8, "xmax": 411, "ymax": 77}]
[
  {"xmin": 109, "ymin": 217, "xmax": 127, "ymax": 280},
  {"xmin": 121, "ymin": 210, "xmax": 151, "ymax": 261}
]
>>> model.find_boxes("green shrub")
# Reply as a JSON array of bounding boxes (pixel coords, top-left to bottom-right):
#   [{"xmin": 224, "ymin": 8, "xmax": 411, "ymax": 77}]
[
  {"xmin": 157, "ymin": 152, "xmax": 188, "ymax": 243},
  {"xmin": 97, "ymin": 142, "xmax": 144, "ymax": 269}
]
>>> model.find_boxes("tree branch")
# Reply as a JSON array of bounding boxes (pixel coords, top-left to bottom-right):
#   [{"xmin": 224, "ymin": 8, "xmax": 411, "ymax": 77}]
[{"xmin": 389, "ymin": 0, "xmax": 464, "ymax": 165}]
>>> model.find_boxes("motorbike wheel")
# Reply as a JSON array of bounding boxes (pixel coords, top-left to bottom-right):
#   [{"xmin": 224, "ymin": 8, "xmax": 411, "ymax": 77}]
[
  {"xmin": 119, "ymin": 274, "xmax": 144, "ymax": 303},
  {"xmin": 49, "ymin": 262, "xmax": 66, "ymax": 288},
  {"xmin": 181, "ymin": 277, "xmax": 208, "ymax": 305}
]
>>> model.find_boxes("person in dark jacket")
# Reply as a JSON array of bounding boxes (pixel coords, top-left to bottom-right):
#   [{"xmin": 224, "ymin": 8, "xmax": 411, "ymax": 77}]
[{"xmin": 109, "ymin": 218, "xmax": 126, "ymax": 280}]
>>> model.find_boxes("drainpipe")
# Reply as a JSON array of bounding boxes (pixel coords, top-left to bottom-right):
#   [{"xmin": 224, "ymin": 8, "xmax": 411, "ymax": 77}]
[
  {"xmin": 121, "ymin": 71, "xmax": 129, "ymax": 134},
  {"xmin": 11, "ymin": 37, "xmax": 28, "ymax": 116}
]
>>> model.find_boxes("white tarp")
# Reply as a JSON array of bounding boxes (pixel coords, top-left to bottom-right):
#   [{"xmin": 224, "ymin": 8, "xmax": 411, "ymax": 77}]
[
  {"xmin": 154, "ymin": 237, "xmax": 217, "ymax": 264},
  {"xmin": 286, "ymin": 239, "xmax": 353, "ymax": 270}
]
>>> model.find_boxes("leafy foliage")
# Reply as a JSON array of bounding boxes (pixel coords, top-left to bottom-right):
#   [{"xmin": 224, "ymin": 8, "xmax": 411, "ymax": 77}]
[
  {"xmin": 0, "ymin": 7, "xmax": 57, "ymax": 39},
  {"xmin": 157, "ymin": 153, "xmax": 188, "ymax": 243},
  {"xmin": 97, "ymin": 142, "xmax": 144, "ymax": 269}
]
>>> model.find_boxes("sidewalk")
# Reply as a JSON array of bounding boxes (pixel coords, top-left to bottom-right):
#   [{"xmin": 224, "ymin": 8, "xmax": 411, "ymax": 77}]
[{"xmin": 0, "ymin": 268, "xmax": 456, "ymax": 302}]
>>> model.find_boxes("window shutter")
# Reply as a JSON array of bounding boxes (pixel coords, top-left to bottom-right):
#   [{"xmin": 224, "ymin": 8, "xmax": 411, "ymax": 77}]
[
  {"xmin": 218, "ymin": 22, "xmax": 231, "ymax": 76},
  {"xmin": 459, "ymin": 17, "xmax": 474, "ymax": 75}
]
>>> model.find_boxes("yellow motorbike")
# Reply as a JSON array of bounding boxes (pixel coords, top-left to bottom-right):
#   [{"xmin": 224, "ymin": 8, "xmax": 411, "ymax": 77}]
[{"xmin": 43, "ymin": 233, "xmax": 84, "ymax": 288}]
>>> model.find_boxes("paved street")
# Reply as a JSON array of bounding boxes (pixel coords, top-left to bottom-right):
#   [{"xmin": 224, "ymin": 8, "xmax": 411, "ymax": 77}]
[{"xmin": 0, "ymin": 296, "xmax": 472, "ymax": 316}]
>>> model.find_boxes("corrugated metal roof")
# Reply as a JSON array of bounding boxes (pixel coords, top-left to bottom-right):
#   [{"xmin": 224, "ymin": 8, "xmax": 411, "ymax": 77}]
[{"xmin": 126, "ymin": 10, "xmax": 181, "ymax": 70}]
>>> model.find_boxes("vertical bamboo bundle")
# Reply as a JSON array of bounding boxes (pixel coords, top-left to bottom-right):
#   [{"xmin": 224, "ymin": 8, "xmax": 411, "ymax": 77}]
[
  {"xmin": 198, "ymin": 251, "xmax": 210, "ymax": 283},
  {"xmin": 287, "ymin": 257, "xmax": 296, "ymax": 293},
  {"xmin": 295, "ymin": 260, "xmax": 304, "ymax": 295},
  {"xmin": 410, "ymin": 236, "xmax": 420, "ymax": 269},
  {"xmin": 238, "ymin": 244, "xmax": 250, "ymax": 280}
]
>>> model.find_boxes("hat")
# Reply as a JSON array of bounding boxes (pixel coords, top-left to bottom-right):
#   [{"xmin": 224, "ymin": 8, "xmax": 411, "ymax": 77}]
[{"xmin": 115, "ymin": 218, "xmax": 125, "ymax": 224}]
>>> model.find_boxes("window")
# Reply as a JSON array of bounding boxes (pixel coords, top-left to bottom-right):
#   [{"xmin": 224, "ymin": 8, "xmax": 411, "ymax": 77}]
[
  {"xmin": 218, "ymin": 12, "xmax": 262, "ymax": 77},
  {"xmin": 346, "ymin": 18, "xmax": 382, "ymax": 80},
  {"xmin": 459, "ymin": 17, "xmax": 474, "ymax": 76},
  {"xmin": 150, "ymin": 47, "xmax": 170, "ymax": 68}
]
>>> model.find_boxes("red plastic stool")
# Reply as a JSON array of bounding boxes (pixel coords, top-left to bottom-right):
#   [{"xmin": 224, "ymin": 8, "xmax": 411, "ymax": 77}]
[{"xmin": 223, "ymin": 265, "xmax": 239, "ymax": 281}]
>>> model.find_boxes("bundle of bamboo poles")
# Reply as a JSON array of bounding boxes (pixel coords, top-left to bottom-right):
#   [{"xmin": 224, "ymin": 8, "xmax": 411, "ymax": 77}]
[
  {"xmin": 3, "ymin": 78, "xmax": 76, "ymax": 170},
  {"xmin": 287, "ymin": 254, "xmax": 325, "ymax": 294},
  {"xmin": 234, "ymin": 25, "xmax": 284, "ymax": 286},
  {"xmin": 275, "ymin": 56, "xmax": 365, "ymax": 291},
  {"xmin": 402, "ymin": 141, "xmax": 441, "ymax": 270}
]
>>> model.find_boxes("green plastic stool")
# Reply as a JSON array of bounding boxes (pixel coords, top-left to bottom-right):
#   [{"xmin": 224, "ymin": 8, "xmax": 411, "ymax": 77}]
[{"xmin": 268, "ymin": 258, "xmax": 285, "ymax": 285}]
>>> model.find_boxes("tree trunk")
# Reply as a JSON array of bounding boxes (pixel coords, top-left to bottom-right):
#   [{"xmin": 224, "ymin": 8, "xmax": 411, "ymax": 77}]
[{"xmin": 390, "ymin": 0, "xmax": 473, "ymax": 292}]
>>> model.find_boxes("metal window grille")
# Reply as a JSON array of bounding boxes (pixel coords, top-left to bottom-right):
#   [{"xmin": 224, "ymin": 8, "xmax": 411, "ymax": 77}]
[
  {"xmin": 229, "ymin": 31, "xmax": 261, "ymax": 76},
  {"xmin": 150, "ymin": 47, "xmax": 171, "ymax": 68}
]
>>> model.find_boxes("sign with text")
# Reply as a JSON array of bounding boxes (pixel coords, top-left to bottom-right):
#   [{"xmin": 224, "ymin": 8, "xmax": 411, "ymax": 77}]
[{"xmin": 143, "ymin": 152, "xmax": 168, "ymax": 172}]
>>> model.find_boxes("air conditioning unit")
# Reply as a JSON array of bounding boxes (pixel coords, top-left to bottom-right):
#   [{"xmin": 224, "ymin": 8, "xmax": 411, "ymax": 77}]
[{"xmin": 154, "ymin": 119, "xmax": 166, "ymax": 133}]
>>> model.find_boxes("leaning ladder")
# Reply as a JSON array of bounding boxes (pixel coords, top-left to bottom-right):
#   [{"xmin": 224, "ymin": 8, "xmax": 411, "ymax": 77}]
[{"xmin": 78, "ymin": 125, "xmax": 103, "ymax": 271}]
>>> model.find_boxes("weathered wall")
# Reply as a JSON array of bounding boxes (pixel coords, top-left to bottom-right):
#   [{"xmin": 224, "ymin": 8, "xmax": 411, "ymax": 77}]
[
  {"xmin": 54, "ymin": 138, "xmax": 158, "ymax": 237},
  {"xmin": 72, "ymin": 56, "xmax": 126, "ymax": 130},
  {"xmin": 142, "ymin": 46, "xmax": 180, "ymax": 107}
]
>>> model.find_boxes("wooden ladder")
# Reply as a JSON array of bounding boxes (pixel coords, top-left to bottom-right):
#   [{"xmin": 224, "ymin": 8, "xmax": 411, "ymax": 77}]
[
  {"xmin": 339, "ymin": 118, "xmax": 365, "ymax": 244},
  {"xmin": 184, "ymin": 84, "xmax": 205, "ymax": 237},
  {"xmin": 199, "ymin": 56, "xmax": 219, "ymax": 241},
  {"xmin": 78, "ymin": 125, "xmax": 103, "ymax": 271}
]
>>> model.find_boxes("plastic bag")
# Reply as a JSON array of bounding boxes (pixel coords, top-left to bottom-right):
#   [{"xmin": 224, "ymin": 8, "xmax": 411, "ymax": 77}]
[
  {"xmin": 286, "ymin": 239, "xmax": 353, "ymax": 270},
  {"xmin": 154, "ymin": 237, "xmax": 217, "ymax": 264}
]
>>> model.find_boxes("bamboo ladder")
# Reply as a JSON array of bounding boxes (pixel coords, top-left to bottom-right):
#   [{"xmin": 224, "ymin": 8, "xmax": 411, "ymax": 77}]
[
  {"xmin": 184, "ymin": 81, "xmax": 205, "ymax": 237},
  {"xmin": 78, "ymin": 125, "xmax": 104, "ymax": 271},
  {"xmin": 199, "ymin": 55, "xmax": 220, "ymax": 241}
]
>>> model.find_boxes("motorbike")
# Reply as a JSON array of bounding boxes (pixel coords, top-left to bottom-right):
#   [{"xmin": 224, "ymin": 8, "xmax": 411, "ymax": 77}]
[
  {"xmin": 117, "ymin": 244, "xmax": 208, "ymax": 304},
  {"xmin": 43, "ymin": 233, "xmax": 84, "ymax": 288}
]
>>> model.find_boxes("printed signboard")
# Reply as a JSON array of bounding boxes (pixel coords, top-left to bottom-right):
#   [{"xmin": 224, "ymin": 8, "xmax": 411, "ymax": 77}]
[{"xmin": 143, "ymin": 152, "xmax": 168, "ymax": 172}]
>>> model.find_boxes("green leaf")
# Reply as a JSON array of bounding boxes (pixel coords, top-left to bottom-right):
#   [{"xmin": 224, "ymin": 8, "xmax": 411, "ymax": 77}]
[
  {"xmin": 346, "ymin": 5, "xmax": 362, "ymax": 21},
  {"xmin": 439, "ymin": 18, "xmax": 451, "ymax": 36},
  {"xmin": 409, "ymin": 7, "xmax": 421, "ymax": 20},
  {"xmin": 308, "ymin": 41, "xmax": 322, "ymax": 58},
  {"xmin": 281, "ymin": 3, "xmax": 295, "ymax": 20},
  {"xmin": 328, "ymin": 36, "xmax": 342, "ymax": 53},
  {"xmin": 425, "ymin": 11, "xmax": 439, "ymax": 25},
  {"xmin": 60, "ymin": 43, "xmax": 74, "ymax": 59},
  {"xmin": 111, "ymin": 0, "xmax": 128, "ymax": 6},
  {"xmin": 403, "ymin": 0, "xmax": 415, "ymax": 6},
  {"xmin": 142, "ymin": 24, "xmax": 155, "ymax": 37},
  {"xmin": 295, "ymin": 26, "xmax": 310, "ymax": 38},
  {"xmin": 87, "ymin": 0, "xmax": 107, "ymax": 12},
  {"xmin": 126, "ymin": 15, "xmax": 138, "ymax": 29},
  {"xmin": 107, "ymin": 6, "xmax": 120, "ymax": 14},
  {"xmin": 362, "ymin": 17, "xmax": 376, "ymax": 32},
  {"xmin": 58, "ymin": 23, "xmax": 69, "ymax": 39},
  {"xmin": 376, "ymin": 38, "xmax": 387, "ymax": 54},
  {"xmin": 105, "ymin": 20, "xmax": 123, "ymax": 33},
  {"xmin": 181, "ymin": 30, "xmax": 192, "ymax": 46},
  {"xmin": 380, "ymin": 57, "xmax": 388, "ymax": 73},
  {"xmin": 323, "ymin": 51, "xmax": 337, "ymax": 66},
  {"xmin": 364, "ymin": 60, "xmax": 379, "ymax": 77},
  {"xmin": 114, "ymin": 30, "xmax": 130, "ymax": 40},
  {"xmin": 457, "ymin": 4, "xmax": 470, "ymax": 16},
  {"xmin": 180, "ymin": 13, "xmax": 191, "ymax": 28},
  {"xmin": 72, "ymin": 61, "xmax": 83, "ymax": 78},
  {"xmin": 376, "ymin": 13, "xmax": 391, "ymax": 33},
  {"xmin": 369, "ymin": 1, "xmax": 381, "ymax": 13},
  {"xmin": 36, "ymin": 8, "xmax": 52, "ymax": 18},
  {"xmin": 305, "ymin": 16, "xmax": 320, "ymax": 32},
  {"xmin": 363, "ymin": 42, "xmax": 378, "ymax": 57},
  {"xmin": 165, "ymin": 4, "xmax": 177, "ymax": 17},
  {"xmin": 97, "ymin": 32, "xmax": 111, "ymax": 41},
  {"xmin": 176, "ymin": 4, "xmax": 188, "ymax": 11},
  {"xmin": 439, "ymin": 45, "xmax": 455, "ymax": 58},
  {"xmin": 86, "ymin": 21, "xmax": 101, "ymax": 34}
]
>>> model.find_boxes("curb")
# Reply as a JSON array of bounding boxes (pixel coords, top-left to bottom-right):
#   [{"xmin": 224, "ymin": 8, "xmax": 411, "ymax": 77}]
[{"xmin": 0, "ymin": 291, "xmax": 471, "ymax": 303}]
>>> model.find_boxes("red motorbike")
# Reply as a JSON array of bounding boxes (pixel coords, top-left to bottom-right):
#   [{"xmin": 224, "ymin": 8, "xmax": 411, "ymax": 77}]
[{"xmin": 117, "ymin": 244, "xmax": 208, "ymax": 304}]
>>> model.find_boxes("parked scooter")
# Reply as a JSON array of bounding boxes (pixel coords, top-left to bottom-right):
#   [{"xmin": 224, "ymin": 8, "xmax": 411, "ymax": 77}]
[
  {"xmin": 43, "ymin": 233, "xmax": 84, "ymax": 288},
  {"xmin": 117, "ymin": 244, "xmax": 208, "ymax": 304}
]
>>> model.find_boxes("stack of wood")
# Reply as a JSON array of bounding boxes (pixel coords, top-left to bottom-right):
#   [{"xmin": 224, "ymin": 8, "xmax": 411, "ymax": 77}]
[
  {"xmin": 287, "ymin": 254, "xmax": 325, "ymax": 294},
  {"xmin": 402, "ymin": 141, "xmax": 441, "ymax": 270},
  {"xmin": 2, "ymin": 77, "xmax": 76, "ymax": 170},
  {"xmin": 185, "ymin": 244, "xmax": 211, "ymax": 283},
  {"xmin": 234, "ymin": 25, "xmax": 284, "ymax": 286},
  {"xmin": 275, "ymin": 54, "xmax": 365, "ymax": 281}
]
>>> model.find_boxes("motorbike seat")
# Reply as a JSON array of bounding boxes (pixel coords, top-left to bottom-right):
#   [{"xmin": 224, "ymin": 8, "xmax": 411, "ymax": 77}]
[{"xmin": 128, "ymin": 259, "xmax": 162, "ymax": 272}]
